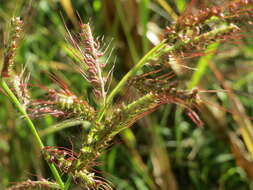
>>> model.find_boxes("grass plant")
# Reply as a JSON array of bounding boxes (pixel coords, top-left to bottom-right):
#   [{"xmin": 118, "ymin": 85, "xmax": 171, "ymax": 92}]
[{"xmin": 1, "ymin": 0, "xmax": 253, "ymax": 189}]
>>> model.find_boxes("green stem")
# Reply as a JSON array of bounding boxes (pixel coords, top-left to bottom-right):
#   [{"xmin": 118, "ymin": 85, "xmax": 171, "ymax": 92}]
[
  {"xmin": 162, "ymin": 23, "xmax": 236, "ymax": 53},
  {"xmin": 0, "ymin": 78, "xmax": 65, "ymax": 189},
  {"xmin": 39, "ymin": 119, "xmax": 91, "ymax": 137},
  {"xmin": 139, "ymin": 0, "xmax": 150, "ymax": 53},
  {"xmin": 188, "ymin": 42, "xmax": 220, "ymax": 89},
  {"xmin": 115, "ymin": 0, "xmax": 139, "ymax": 63},
  {"xmin": 64, "ymin": 176, "xmax": 72, "ymax": 190},
  {"xmin": 157, "ymin": 0, "xmax": 178, "ymax": 20}
]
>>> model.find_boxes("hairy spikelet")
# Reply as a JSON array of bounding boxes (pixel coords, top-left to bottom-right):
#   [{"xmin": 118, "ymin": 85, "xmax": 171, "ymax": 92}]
[
  {"xmin": 12, "ymin": 70, "xmax": 30, "ymax": 110},
  {"xmin": 30, "ymin": 75, "xmax": 96, "ymax": 120},
  {"xmin": 104, "ymin": 69, "xmax": 203, "ymax": 129},
  {"xmin": 66, "ymin": 22, "xmax": 111, "ymax": 104},
  {"xmin": 6, "ymin": 180, "xmax": 60, "ymax": 190},
  {"xmin": 43, "ymin": 146, "xmax": 78, "ymax": 173},
  {"xmin": 157, "ymin": 0, "xmax": 253, "ymax": 71},
  {"xmin": 73, "ymin": 169, "xmax": 113, "ymax": 190},
  {"xmin": 82, "ymin": 77, "xmax": 202, "ymax": 157},
  {"xmin": 165, "ymin": 23, "xmax": 239, "ymax": 57},
  {"xmin": 1, "ymin": 17, "xmax": 24, "ymax": 78},
  {"xmin": 108, "ymin": 93, "xmax": 159, "ymax": 131},
  {"xmin": 146, "ymin": 23, "xmax": 240, "ymax": 73},
  {"xmin": 47, "ymin": 90, "xmax": 95, "ymax": 120},
  {"xmin": 167, "ymin": 0, "xmax": 253, "ymax": 35},
  {"xmin": 43, "ymin": 146, "xmax": 112, "ymax": 190},
  {"xmin": 79, "ymin": 23, "xmax": 105, "ymax": 98},
  {"xmin": 108, "ymin": 88, "xmax": 201, "ymax": 131},
  {"xmin": 30, "ymin": 94, "xmax": 95, "ymax": 120},
  {"xmin": 128, "ymin": 69, "xmax": 177, "ymax": 94}
]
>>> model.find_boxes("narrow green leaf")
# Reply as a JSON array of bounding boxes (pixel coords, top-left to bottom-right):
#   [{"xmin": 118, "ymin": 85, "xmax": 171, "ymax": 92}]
[
  {"xmin": 189, "ymin": 42, "xmax": 220, "ymax": 89},
  {"xmin": 139, "ymin": 0, "xmax": 150, "ymax": 53}
]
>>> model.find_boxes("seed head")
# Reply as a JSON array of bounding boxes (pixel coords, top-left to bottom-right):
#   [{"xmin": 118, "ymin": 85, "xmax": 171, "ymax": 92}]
[{"xmin": 1, "ymin": 17, "xmax": 24, "ymax": 78}]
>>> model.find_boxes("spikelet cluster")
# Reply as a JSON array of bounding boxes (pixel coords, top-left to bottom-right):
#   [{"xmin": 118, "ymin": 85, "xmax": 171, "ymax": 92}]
[
  {"xmin": 1, "ymin": 17, "xmax": 24, "ymax": 78},
  {"xmin": 6, "ymin": 179, "xmax": 60, "ymax": 190},
  {"xmin": 43, "ymin": 146, "xmax": 78, "ymax": 173},
  {"xmin": 72, "ymin": 169, "xmax": 113, "ymax": 190},
  {"xmin": 66, "ymin": 22, "xmax": 112, "ymax": 104},
  {"xmin": 174, "ymin": 0, "xmax": 252, "ymax": 30},
  {"xmin": 157, "ymin": 0, "xmax": 253, "ymax": 71},
  {"xmin": 106, "ymin": 70, "xmax": 202, "ymax": 133},
  {"xmin": 43, "ymin": 146, "xmax": 112, "ymax": 190},
  {"xmin": 79, "ymin": 24, "xmax": 105, "ymax": 98},
  {"xmin": 12, "ymin": 70, "xmax": 30, "ymax": 110},
  {"xmin": 34, "ymin": 89, "xmax": 95, "ymax": 120},
  {"xmin": 29, "ymin": 75, "xmax": 96, "ymax": 121},
  {"xmin": 166, "ymin": 0, "xmax": 253, "ymax": 38}
]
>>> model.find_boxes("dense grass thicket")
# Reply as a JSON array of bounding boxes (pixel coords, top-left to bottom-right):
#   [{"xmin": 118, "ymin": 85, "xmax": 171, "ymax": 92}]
[{"xmin": 1, "ymin": 0, "xmax": 253, "ymax": 189}]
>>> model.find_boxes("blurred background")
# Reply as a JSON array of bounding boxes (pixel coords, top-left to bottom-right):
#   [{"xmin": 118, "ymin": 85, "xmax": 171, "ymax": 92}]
[{"xmin": 1, "ymin": 0, "xmax": 253, "ymax": 189}]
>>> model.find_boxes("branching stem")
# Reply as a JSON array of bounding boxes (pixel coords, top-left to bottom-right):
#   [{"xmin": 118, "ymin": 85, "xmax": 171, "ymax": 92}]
[
  {"xmin": 96, "ymin": 23, "xmax": 236, "ymax": 122},
  {"xmin": 96, "ymin": 40, "xmax": 167, "ymax": 121}
]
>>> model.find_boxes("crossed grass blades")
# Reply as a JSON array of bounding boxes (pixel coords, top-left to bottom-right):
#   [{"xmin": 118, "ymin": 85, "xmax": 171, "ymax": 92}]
[{"xmin": 1, "ymin": 0, "xmax": 253, "ymax": 189}]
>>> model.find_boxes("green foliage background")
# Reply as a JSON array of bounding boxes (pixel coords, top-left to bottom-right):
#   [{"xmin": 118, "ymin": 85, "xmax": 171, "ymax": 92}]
[{"xmin": 1, "ymin": 0, "xmax": 253, "ymax": 189}]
